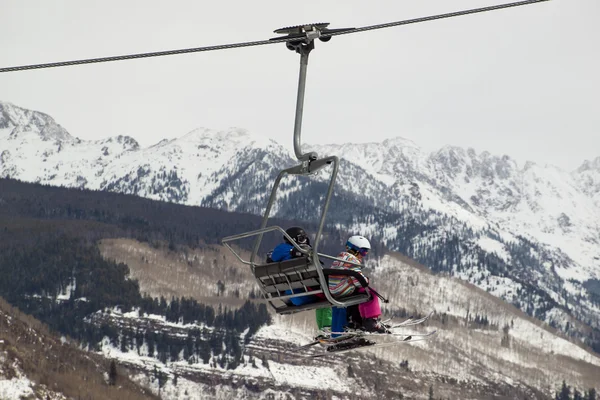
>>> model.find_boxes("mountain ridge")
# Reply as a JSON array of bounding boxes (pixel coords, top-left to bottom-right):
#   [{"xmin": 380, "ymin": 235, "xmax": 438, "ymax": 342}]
[{"xmin": 1, "ymin": 100, "xmax": 599, "ymax": 350}]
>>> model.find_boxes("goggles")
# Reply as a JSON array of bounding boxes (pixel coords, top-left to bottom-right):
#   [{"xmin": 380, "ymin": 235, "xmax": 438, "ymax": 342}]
[
  {"xmin": 295, "ymin": 234, "xmax": 308, "ymax": 244},
  {"xmin": 357, "ymin": 248, "xmax": 369, "ymax": 257}
]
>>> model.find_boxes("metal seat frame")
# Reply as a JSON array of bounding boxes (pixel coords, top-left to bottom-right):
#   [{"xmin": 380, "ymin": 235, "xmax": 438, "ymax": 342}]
[{"xmin": 222, "ymin": 26, "xmax": 372, "ymax": 314}]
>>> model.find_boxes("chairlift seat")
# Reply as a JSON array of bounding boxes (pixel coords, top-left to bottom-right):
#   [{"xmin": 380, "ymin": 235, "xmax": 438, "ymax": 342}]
[{"xmin": 253, "ymin": 257, "xmax": 372, "ymax": 315}]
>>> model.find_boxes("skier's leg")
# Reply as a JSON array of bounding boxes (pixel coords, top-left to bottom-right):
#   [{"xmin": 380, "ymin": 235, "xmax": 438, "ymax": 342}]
[
  {"xmin": 315, "ymin": 308, "xmax": 323, "ymax": 330},
  {"xmin": 315, "ymin": 307, "xmax": 332, "ymax": 330},
  {"xmin": 358, "ymin": 297, "xmax": 381, "ymax": 319},
  {"xmin": 331, "ymin": 307, "xmax": 347, "ymax": 338},
  {"xmin": 324, "ymin": 307, "xmax": 332, "ymax": 329},
  {"xmin": 357, "ymin": 287, "xmax": 390, "ymax": 333},
  {"xmin": 347, "ymin": 305, "xmax": 362, "ymax": 329},
  {"xmin": 357, "ymin": 288, "xmax": 381, "ymax": 319}
]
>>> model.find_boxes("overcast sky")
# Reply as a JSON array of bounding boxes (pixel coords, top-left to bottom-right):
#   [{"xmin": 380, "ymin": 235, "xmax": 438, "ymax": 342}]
[{"xmin": 1, "ymin": 0, "xmax": 598, "ymax": 171}]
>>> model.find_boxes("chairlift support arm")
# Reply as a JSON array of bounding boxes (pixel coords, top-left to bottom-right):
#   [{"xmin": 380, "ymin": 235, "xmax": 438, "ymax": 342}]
[{"xmin": 225, "ymin": 24, "xmax": 367, "ymax": 309}]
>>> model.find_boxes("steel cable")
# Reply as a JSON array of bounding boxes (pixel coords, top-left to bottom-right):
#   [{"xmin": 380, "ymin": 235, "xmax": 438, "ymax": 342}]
[
  {"xmin": 320, "ymin": 0, "xmax": 550, "ymax": 38},
  {"xmin": 0, "ymin": 0, "xmax": 550, "ymax": 74},
  {"xmin": 0, "ymin": 37, "xmax": 289, "ymax": 73}
]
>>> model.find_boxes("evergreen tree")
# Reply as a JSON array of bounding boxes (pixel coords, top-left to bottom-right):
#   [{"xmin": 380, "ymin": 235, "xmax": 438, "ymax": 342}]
[
  {"xmin": 557, "ymin": 381, "xmax": 571, "ymax": 400},
  {"xmin": 347, "ymin": 365, "xmax": 354, "ymax": 378},
  {"xmin": 198, "ymin": 339, "xmax": 211, "ymax": 364},
  {"xmin": 154, "ymin": 368, "xmax": 169, "ymax": 394},
  {"xmin": 147, "ymin": 333, "xmax": 155, "ymax": 358},
  {"xmin": 108, "ymin": 360, "xmax": 117, "ymax": 386},
  {"xmin": 120, "ymin": 332, "xmax": 129, "ymax": 353}
]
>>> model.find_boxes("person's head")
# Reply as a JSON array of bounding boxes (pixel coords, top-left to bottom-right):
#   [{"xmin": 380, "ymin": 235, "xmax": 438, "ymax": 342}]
[
  {"xmin": 346, "ymin": 235, "xmax": 371, "ymax": 259},
  {"xmin": 284, "ymin": 227, "xmax": 310, "ymax": 246}
]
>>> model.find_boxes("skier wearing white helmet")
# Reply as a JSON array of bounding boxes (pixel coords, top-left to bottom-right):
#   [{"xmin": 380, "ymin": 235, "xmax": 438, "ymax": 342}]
[{"xmin": 328, "ymin": 235, "xmax": 389, "ymax": 336}]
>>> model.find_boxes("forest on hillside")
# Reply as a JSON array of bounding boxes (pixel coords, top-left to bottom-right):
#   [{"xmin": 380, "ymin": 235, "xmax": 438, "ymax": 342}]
[
  {"xmin": 0, "ymin": 178, "xmax": 357, "ymax": 256},
  {"xmin": 0, "ymin": 178, "xmax": 326, "ymax": 366}
]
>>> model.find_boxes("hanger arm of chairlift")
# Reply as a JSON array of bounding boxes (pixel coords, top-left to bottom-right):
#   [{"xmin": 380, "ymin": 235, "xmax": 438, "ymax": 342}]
[{"xmin": 221, "ymin": 26, "xmax": 361, "ymax": 309}]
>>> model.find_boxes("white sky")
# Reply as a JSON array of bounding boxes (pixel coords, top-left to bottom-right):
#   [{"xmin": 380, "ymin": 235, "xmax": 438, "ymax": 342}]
[{"xmin": 1, "ymin": 0, "xmax": 598, "ymax": 171}]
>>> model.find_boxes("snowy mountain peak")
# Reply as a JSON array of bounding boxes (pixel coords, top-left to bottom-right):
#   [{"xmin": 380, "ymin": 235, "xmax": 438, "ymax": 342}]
[
  {"xmin": 430, "ymin": 146, "xmax": 518, "ymax": 182},
  {"xmin": 378, "ymin": 137, "xmax": 427, "ymax": 168},
  {"xmin": 380, "ymin": 136, "xmax": 420, "ymax": 149},
  {"xmin": 431, "ymin": 146, "xmax": 469, "ymax": 175},
  {"xmin": 0, "ymin": 101, "xmax": 73, "ymax": 142},
  {"xmin": 577, "ymin": 156, "xmax": 600, "ymax": 173},
  {"xmin": 179, "ymin": 127, "xmax": 278, "ymax": 149},
  {"xmin": 307, "ymin": 136, "xmax": 429, "ymax": 180},
  {"xmin": 574, "ymin": 156, "xmax": 600, "ymax": 203},
  {"xmin": 94, "ymin": 135, "xmax": 140, "ymax": 151}
]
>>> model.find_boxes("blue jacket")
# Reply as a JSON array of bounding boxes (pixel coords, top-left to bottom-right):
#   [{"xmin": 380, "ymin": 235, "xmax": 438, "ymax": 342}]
[
  {"xmin": 271, "ymin": 243, "xmax": 295, "ymax": 262},
  {"xmin": 271, "ymin": 242, "xmax": 314, "ymax": 306}
]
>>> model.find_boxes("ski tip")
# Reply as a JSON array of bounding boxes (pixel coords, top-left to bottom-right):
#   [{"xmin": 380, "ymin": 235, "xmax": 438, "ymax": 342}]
[{"xmin": 423, "ymin": 329, "xmax": 438, "ymax": 337}]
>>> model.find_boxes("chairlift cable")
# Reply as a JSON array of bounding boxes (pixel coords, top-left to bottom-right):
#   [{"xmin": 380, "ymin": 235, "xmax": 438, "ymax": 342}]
[
  {"xmin": 0, "ymin": 38, "xmax": 286, "ymax": 73},
  {"xmin": 319, "ymin": 0, "xmax": 549, "ymax": 38},
  {"xmin": 0, "ymin": 0, "xmax": 549, "ymax": 74}
]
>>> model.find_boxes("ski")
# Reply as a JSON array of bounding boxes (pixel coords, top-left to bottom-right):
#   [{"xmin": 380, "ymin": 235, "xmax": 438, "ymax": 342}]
[
  {"xmin": 293, "ymin": 311, "xmax": 434, "ymax": 352},
  {"xmin": 324, "ymin": 329, "xmax": 437, "ymax": 338},
  {"xmin": 290, "ymin": 340, "xmax": 320, "ymax": 352},
  {"xmin": 380, "ymin": 315, "xmax": 401, "ymax": 325},
  {"xmin": 289, "ymin": 333, "xmax": 356, "ymax": 352},
  {"xmin": 380, "ymin": 314, "xmax": 414, "ymax": 327},
  {"xmin": 306, "ymin": 331, "xmax": 437, "ymax": 358},
  {"xmin": 311, "ymin": 311, "xmax": 432, "ymax": 339},
  {"xmin": 388, "ymin": 310, "xmax": 433, "ymax": 329}
]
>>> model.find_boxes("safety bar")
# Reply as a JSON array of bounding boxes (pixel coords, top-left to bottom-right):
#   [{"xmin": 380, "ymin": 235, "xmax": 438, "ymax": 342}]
[
  {"xmin": 322, "ymin": 268, "xmax": 369, "ymax": 288},
  {"xmin": 222, "ymin": 225, "xmax": 310, "ymax": 268},
  {"xmin": 222, "ymin": 225, "xmax": 365, "ymax": 270}
]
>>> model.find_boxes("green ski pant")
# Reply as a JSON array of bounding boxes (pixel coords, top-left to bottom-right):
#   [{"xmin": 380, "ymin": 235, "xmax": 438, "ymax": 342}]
[{"xmin": 315, "ymin": 307, "xmax": 332, "ymax": 330}]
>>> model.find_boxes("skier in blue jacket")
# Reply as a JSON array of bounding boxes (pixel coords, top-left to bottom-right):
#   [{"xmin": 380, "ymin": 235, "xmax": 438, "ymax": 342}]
[
  {"xmin": 269, "ymin": 226, "xmax": 310, "ymax": 263},
  {"xmin": 269, "ymin": 227, "xmax": 332, "ymax": 331}
]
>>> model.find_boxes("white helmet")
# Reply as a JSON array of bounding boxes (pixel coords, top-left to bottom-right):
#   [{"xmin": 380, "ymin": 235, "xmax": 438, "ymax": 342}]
[{"xmin": 346, "ymin": 235, "xmax": 371, "ymax": 256}]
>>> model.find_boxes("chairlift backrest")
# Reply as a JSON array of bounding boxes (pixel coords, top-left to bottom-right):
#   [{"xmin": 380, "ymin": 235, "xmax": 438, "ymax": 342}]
[{"xmin": 250, "ymin": 254, "xmax": 371, "ymax": 314}]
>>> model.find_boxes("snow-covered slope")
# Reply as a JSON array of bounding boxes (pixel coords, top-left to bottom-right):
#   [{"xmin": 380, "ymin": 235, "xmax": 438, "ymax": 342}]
[
  {"xmin": 1, "ymin": 100, "xmax": 599, "ymax": 345},
  {"xmin": 87, "ymin": 247, "xmax": 600, "ymax": 400}
]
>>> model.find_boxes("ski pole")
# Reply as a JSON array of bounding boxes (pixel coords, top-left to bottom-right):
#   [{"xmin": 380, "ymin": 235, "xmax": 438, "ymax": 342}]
[{"xmin": 369, "ymin": 287, "xmax": 389, "ymax": 304}]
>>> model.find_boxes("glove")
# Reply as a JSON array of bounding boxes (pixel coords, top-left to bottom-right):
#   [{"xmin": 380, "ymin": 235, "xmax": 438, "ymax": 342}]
[{"xmin": 291, "ymin": 243, "xmax": 311, "ymax": 258}]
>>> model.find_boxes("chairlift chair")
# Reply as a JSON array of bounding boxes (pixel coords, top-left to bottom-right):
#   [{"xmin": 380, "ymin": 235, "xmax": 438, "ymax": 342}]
[{"xmin": 222, "ymin": 24, "xmax": 373, "ymax": 314}]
